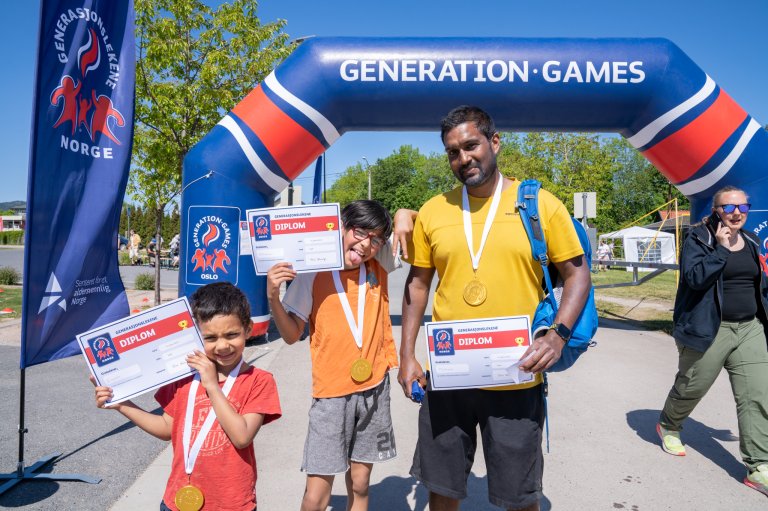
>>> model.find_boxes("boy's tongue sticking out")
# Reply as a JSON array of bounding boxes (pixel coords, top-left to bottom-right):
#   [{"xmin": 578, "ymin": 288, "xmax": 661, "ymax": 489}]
[{"xmin": 347, "ymin": 247, "xmax": 364, "ymax": 267}]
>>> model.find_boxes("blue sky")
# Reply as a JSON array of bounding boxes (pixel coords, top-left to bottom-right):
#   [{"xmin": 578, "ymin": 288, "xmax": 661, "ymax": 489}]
[{"xmin": 2, "ymin": 0, "xmax": 766, "ymax": 204}]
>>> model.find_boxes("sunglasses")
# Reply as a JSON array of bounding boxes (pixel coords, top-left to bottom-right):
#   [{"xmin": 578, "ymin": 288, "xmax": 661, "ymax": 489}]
[
  {"xmin": 351, "ymin": 227, "xmax": 386, "ymax": 248},
  {"xmin": 716, "ymin": 203, "xmax": 751, "ymax": 214}
]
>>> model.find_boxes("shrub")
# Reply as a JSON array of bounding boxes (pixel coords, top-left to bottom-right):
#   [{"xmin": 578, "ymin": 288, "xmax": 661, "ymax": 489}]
[
  {"xmin": 0, "ymin": 266, "xmax": 20, "ymax": 286},
  {"xmin": 134, "ymin": 273, "xmax": 155, "ymax": 291},
  {"xmin": 0, "ymin": 231, "xmax": 24, "ymax": 245},
  {"xmin": 118, "ymin": 251, "xmax": 131, "ymax": 266}
]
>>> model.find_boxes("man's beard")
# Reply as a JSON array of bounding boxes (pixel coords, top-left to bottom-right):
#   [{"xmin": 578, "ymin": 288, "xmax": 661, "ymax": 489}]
[{"xmin": 460, "ymin": 162, "xmax": 495, "ymax": 187}]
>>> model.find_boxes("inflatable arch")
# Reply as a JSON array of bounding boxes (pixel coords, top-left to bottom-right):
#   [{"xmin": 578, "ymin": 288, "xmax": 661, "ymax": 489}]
[{"xmin": 180, "ymin": 37, "xmax": 768, "ymax": 335}]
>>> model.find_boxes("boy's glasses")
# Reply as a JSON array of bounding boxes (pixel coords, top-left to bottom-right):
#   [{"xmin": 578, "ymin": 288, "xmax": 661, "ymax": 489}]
[
  {"xmin": 716, "ymin": 203, "xmax": 751, "ymax": 214},
  {"xmin": 351, "ymin": 227, "xmax": 386, "ymax": 248}
]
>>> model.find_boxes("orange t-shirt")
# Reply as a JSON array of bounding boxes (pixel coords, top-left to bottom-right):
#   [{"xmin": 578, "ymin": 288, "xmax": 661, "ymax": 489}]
[{"xmin": 283, "ymin": 259, "xmax": 399, "ymax": 398}]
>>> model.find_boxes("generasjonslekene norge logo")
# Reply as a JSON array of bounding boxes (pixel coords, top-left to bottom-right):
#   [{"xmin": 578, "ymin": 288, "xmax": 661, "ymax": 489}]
[
  {"xmin": 434, "ymin": 328, "xmax": 455, "ymax": 356},
  {"xmin": 49, "ymin": 7, "xmax": 126, "ymax": 160},
  {"xmin": 253, "ymin": 215, "xmax": 271, "ymax": 241},
  {"xmin": 88, "ymin": 333, "xmax": 120, "ymax": 366}
]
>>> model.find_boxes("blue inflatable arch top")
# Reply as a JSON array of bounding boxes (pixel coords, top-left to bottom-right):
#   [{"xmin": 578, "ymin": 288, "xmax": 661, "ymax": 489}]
[{"xmin": 180, "ymin": 37, "xmax": 768, "ymax": 335}]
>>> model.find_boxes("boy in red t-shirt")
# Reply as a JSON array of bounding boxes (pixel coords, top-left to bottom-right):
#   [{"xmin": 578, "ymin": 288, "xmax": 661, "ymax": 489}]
[
  {"xmin": 267, "ymin": 200, "xmax": 413, "ymax": 511},
  {"xmin": 93, "ymin": 282, "xmax": 281, "ymax": 511}
]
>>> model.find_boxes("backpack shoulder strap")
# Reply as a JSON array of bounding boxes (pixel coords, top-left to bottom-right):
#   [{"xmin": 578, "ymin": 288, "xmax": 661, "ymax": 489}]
[{"xmin": 516, "ymin": 179, "xmax": 556, "ymax": 298}]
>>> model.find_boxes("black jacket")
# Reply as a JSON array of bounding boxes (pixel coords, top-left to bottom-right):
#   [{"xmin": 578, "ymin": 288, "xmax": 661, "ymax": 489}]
[{"xmin": 672, "ymin": 222, "xmax": 768, "ymax": 352}]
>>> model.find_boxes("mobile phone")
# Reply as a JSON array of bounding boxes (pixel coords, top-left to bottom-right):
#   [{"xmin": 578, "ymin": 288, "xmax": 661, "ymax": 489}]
[{"xmin": 707, "ymin": 211, "xmax": 722, "ymax": 234}]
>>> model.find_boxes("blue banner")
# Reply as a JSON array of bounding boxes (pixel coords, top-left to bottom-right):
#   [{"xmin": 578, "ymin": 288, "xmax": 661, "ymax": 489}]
[
  {"xmin": 21, "ymin": 0, "xmax": 135, "ymax": 368},
  {"xmin": 312, "ymin": 154, "xmax": 323, "ymax": 204}
]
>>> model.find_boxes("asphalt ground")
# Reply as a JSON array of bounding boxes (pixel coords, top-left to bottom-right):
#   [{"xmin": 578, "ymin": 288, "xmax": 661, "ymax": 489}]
[
  {"xmin": 0, "ymin": 344, "xmax": 167, "ymax": 510},
  {"xmin": 113, "ymin": 318, "xmax": 768, "ymax": 510}
]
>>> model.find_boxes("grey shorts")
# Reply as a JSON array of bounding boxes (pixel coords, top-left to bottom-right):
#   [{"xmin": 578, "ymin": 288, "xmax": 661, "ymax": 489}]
[{"xmin": 301, "ymin": 374, "xmax": 397, "ymax": 475}]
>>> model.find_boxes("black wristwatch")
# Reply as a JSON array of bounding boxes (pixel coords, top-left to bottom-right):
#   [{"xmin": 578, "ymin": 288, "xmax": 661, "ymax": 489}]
[{"xmin": 548, "ymin": 323, "xmax": 572, "ymax": 343}]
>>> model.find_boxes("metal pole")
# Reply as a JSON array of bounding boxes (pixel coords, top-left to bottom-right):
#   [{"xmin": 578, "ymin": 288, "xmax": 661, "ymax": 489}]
[
  {"xmin": 322, "ymin": 153, "xmax": 327, "ymax": 203},
  {"xmin": 288, "ymin": 182, "xmax": 294, "ymax": 205},
  {"xmin": 16, "ymin": 367, "xmax": 26, "ymax": 477},
  {"xmin": 581, "ymin": 193, "xmax": 589, "ymax": 228},
  {"xmin": 362, "ymin": 157, "xmax": 371, "ymax": 200}
]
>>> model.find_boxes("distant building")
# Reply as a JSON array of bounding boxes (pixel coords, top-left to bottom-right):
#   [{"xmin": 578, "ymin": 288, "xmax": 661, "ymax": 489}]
[
  {"xmin": 273, "ymin": 185, "xmax": 303, "ymax": 207},
  {"xmin": 643, "ymin": 210, "xmax": 690, "ymax": 237},
  {"xmin": 0, "ymin": 215, "xmax": 25, "ymax": 231}
]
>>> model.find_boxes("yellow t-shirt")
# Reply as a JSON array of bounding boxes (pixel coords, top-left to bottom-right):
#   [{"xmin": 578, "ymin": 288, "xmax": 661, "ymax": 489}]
[{"xmin": 412, "ymin": 179, "xmax": 583, "ymax": 389}]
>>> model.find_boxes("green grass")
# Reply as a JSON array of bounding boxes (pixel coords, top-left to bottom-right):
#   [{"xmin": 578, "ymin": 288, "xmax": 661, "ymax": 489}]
[
  {"xmin": 0, "ymin": 286, "xmax": 22, "ymax": 320},
  {"xmin": 591, "ymin": 267, "xmax": 678, "ymax": 302},
  {"xmin": 591, "ymin": 268, "xmax": 677, "ymax": 335}
]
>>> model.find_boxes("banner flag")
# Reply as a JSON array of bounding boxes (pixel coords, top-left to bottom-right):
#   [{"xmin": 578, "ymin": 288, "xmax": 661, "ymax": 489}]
[
  {"xmin": 311, "ymin": 154, "xmax": 323, "ymax": 204},
  {"xmin": 21, "ymin": 0, "xmax": 136, "ymax": 368}
]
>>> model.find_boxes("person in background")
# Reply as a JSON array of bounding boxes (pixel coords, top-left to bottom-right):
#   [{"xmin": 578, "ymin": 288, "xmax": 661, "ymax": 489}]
[
  {"xmin": 128, "ymin": 229, "xmax": 141, "ymax": 265},
  {"xmin": 147, "ymin": 237, "xmax": 158, "ymax": 266},
  {"xmin": 657, "ymin": 185, "xmax": 768, "ymax": 498},
  {"xmin": 170, "ymin": 233, "xmax": 181, "ymax": 267},
  {"xmin": 597, "ymin": 240, "xmax": 612, "ymax": 271}
]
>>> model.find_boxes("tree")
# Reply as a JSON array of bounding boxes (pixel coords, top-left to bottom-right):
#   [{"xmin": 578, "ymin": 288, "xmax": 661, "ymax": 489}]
[
  {"xmin": 601, "ymin": 138, "xmax": 688, "ymax": 232},
  {"xmin": 326, "ymin": 147, "xmax": 456, "ymax": 212},
  {"xmin": 325, "ymin": 135, "xmax": 689, "ymax": 234},
  {"xmin": 130, "ymin": 0, "xmax": 295, "ymax": 303},
  {"xmin": 369, "ymin": 145, "xmax": 425, "ymax": 211},
  {"xmin": 394, "ymin": 152, "xmax": 456, "ymax": 209},
  {"xmin": 325, "ymin": 163, "xmax": 368, "ymax": 207}
]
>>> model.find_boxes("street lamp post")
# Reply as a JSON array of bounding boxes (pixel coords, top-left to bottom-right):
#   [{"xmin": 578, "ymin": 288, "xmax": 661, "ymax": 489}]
[
  {"xmin": 362, "ymin": 156, "xmax": 371, "ymax": 200},
  {"xmin": 125, "ymin": 204, "xmax": 131, "ymax": 238}
]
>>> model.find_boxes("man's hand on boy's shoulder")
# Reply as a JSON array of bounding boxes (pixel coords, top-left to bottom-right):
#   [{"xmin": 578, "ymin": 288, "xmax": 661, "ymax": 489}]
[{"xmin": 393, "ymin": 209, "xmax": 417, "ymax": 261}]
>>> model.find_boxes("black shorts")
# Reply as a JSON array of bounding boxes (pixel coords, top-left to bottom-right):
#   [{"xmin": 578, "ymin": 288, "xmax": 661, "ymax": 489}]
[{"xmin": 410, "ymin": 383, "xmax": 544, "ymax": 509}]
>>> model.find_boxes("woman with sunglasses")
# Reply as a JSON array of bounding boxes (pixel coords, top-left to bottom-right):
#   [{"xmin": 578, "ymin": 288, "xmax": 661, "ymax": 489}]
[{"xmin": 656, "ymin": 185, "xmax": 768, "ymax": 497}]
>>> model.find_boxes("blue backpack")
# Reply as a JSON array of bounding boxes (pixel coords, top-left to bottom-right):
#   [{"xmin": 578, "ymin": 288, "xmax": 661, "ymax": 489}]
[{"xmin": 516, "ymin": 179, "xmax": 598, "ymax": 372}]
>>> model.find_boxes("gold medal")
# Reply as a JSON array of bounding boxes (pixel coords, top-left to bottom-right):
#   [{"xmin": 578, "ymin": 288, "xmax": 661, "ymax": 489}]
[
  {"xmin": 175, "ymin": 484, "xmax": 204, "ymax": 511},
  {"xmin": 463, "ymin": 279, "xmax": 487, "ymax": 306},
  {"xmin": 350, "ymin": 358, "xmax": 373, "ymax": 383}
]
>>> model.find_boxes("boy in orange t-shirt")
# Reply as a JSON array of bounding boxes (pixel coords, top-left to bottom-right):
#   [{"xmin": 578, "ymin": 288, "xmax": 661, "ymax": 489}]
[
  {"xmin": 93, "ymin": 282, "xmax": 281, "ymax": 511},
  {"xmin": 267, "ymin": 200, "xmax": 411, "ymax": 511}
]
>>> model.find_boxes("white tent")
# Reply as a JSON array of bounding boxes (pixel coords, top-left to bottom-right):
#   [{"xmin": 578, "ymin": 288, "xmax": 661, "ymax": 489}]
[{"xmin": 600, "ymin": 226, "xmax": 676, "ymax": 271}]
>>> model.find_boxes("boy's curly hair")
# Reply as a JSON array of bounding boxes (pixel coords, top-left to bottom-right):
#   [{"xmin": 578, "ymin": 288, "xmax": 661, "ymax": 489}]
[{"xmin": 191, "ymin": 282, "xmax": 251, "ymax": 330}]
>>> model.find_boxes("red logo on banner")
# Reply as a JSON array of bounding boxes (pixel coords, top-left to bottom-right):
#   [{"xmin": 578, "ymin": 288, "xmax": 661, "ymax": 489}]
[{"xmin": 50, "ymin": 12, "xmax": 126, "ymax": 160}]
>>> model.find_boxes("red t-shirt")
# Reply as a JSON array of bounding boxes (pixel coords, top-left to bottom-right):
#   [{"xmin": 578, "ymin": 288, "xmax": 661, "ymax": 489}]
[{"xmin": 155, "ymin": 365, "xmax": 281, "ymax": 511}]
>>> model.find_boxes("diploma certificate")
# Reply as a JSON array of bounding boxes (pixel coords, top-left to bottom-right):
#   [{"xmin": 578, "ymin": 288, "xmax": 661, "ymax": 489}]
[
  {"xmin": 77, "ymin": 297, "xmax": 205, "ymax": 405},
  {"xmin": 425, "ymin": 316, "xmax": 534, "ymax": 390},
  {"xmin": 246, "ymin": 203, "xmax": 344, "ymax": 274}
]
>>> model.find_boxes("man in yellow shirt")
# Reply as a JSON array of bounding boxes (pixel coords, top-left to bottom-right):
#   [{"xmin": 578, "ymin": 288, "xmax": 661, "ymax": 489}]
[
  {"xmin": 128, "ymin": 229, "xmax": 141, "ymax": 265},
  {"xmin": 397, "ymin": 106, "xmax": 591, "ymax": 511}
]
